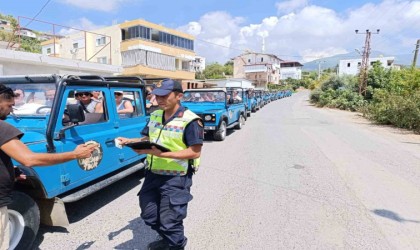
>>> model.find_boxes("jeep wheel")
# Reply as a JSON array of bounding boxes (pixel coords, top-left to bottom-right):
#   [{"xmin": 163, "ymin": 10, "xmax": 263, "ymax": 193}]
[
  {"xmin": 213, "ymin": 121, "xmax": 226, "ymax": 141},
  {"xmin": 8, "ymin": 191, "xmax": 40, "ymax": 250},
  {"xmin": 235, "ymin": 114, "xmax": 245, "ymax": 130}
]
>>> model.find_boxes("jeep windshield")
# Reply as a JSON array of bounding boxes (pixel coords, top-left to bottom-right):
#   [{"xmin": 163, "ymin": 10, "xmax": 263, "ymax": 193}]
[
  {"xmin": 182, "ymin": 91, "xmax": 226, "ymax": 103},
  {"xmin": 6, "ymin": 83, "xmax": 56, "ymax": 116}
]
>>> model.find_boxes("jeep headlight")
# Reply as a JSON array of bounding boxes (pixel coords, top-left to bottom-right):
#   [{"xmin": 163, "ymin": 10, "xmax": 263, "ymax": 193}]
[{"xmin": 204, "ymin": 115, "xmax": 212, "ymax": 121}]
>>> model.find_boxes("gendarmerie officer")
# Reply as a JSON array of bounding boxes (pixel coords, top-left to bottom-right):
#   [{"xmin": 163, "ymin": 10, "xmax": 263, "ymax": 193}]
[{"xmin": 118, "ymin": 79, "xmax": 203, "ymax": 250}]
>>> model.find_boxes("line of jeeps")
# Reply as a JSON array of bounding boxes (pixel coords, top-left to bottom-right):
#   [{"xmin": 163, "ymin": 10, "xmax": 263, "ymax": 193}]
[{"xmin": 0, "ymin": 74, "xmax": 292, "ymax": 249}]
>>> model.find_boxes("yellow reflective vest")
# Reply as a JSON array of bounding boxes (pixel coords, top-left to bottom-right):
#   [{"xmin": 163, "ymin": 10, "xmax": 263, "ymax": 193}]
[{"xmin": 146, "ymin": 109, "xmax": 201, "ymax": 176}]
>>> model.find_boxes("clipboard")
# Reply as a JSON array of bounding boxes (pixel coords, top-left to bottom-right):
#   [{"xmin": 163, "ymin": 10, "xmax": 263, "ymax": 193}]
[{"xmin": 125, "ymin": 141, "xmax": 171, "ymax": 152}]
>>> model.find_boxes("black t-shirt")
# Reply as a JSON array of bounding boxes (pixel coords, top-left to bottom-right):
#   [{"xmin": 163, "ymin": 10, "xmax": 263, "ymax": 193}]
[
  {"xmin": 141, "ymin": 106, "xmax": 204, "ymax": 147},
  {"xmin": 0, "ymin": 121, "xmax": 23, "ymax": 207}
]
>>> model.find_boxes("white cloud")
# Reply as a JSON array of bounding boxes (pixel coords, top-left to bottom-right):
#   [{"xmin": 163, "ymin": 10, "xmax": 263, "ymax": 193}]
[
  {"xmin": 59, "ymin": 18, "xmax": 104, "ymax": 35},
  {"xmin": 60, "ymin": 0, "xmax": 130, "ymax": 12},
  {"xmin": 178, "ymin": 0, "xmax": 420, "ymax": 64},
  {"xmin": 276, "ymin": 0, "xmax": 308, "ymax": 14}
]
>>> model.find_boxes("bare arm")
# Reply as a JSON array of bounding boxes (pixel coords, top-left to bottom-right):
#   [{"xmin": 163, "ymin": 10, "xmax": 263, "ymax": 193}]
[
  {"xmin": 1, "ymin": 138, "xmax": 96, "ymax": 167},
  {"xmin": 118, "ymin": 101, "xmax": 134, "ymax": 114},
  {"xmin": 94, "ymin": 102, "xmax": 103, "ymax": 113}
]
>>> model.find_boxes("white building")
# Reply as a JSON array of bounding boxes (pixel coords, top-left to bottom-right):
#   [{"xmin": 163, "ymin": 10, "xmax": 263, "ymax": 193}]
[
  {"xmin": 233, "ymin": 52, "xmax": 281, "ymax": 88},
  {"xmin": 0, "ymin": 48, "xmax": 122, "ymax": 76},
  {"xmin": 17, "ymin": 28, "xmax": 37, "ymax": 39},
  {"xmin": 192, "ymin": 56, "xmax": 205, "ymax": 72},
  {"xmin": 338, "ymin": 56, "xmax": 395, "ymax": 76},
  {"xmin": 280, "ymin": 61, "xmax": 303, "ymax": 80}
]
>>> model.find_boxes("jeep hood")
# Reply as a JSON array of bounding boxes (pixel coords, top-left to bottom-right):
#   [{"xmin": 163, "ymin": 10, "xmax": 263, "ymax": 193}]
[
  {"xmin": 20, "ymin": 131, "xmax": 47, "ymax": 144},
  {"xmin": 183, "ymin": 104, "xmax": 226, "ymax": 113}
]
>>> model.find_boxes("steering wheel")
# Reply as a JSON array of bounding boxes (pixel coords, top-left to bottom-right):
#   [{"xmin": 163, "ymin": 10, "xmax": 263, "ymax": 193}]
[{"xmin": 36, "ymin": 106, "xmax": 52, "ymax": 114}]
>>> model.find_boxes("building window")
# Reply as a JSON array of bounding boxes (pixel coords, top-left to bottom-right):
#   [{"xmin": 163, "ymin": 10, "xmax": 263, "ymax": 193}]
[
  {"xmin": 46, "ymin": 48, "xmax": 51, "ymax": 54},
  {"xmin": 357, "ymin": 62, "xmax": 361, "ymax": 67},
  {"xmin": 124, "ymin": 25, "xmax": 194, "ymax": 51},
  {"xmin": 97, "ymin": 57, "xmax": 107, "ymax": 64},
  {"xmin": 96, "ymin": 36, "xmax": 106, "ymax": 46},
  {"xmin": 73, "ymin": 43, "xmax": 79, "ymax": 49},
  {"xmin": 347, "ymin": 63, "xmax": 351, "ymax": 67},
  {"xmin": 248, "ymin": 59, "xmax": 251, "ymax": 63},
  {"xmin": 261, "ymin": 57, "xmax": 263, "ymax": 62}
]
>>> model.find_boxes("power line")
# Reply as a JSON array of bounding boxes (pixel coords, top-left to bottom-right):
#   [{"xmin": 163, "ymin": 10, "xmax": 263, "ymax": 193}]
[{"xmin": 24, "ymin": 0, "xmax": 52, "ymax": 27}]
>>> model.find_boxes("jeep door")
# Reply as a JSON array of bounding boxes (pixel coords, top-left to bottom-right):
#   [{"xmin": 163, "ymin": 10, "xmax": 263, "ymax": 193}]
[
  {"xmin": 110, "ymin": 88, "xmax": 148, "ymax": 165},
  {"xmin": 227, "ymin": 89, "xmax": 244, "ymax": 125},
  {"xmin": 55, "ymin": 88, "xmax": 120, "ymax": 192}
]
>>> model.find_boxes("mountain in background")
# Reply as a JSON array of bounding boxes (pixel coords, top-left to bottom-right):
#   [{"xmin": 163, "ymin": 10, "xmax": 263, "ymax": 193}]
[{"xmin": 302, "ymin": 51, "xmax": 418, "ymax": 71}]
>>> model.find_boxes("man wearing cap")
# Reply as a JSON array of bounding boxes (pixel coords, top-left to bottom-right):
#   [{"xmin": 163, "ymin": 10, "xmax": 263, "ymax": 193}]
[
  {"xmin": 117, "ymin": 79, "xmax": 203, "ymax": 250},
  {"xmin": 75, "ymin": 91, "xmax": 102, "ymax": 113}
]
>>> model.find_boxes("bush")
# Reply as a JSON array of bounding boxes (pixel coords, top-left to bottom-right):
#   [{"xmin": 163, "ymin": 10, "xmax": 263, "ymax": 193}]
[{"xmin": 365, "ymin": 89, "xmax": 420, "ymax": 133}]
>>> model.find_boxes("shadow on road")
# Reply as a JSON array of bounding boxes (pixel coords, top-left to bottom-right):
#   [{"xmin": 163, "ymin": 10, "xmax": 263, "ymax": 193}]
[
  {"xmin": 106, "ymin": 217, "xmax": 157, "ymax": 250},
  {"xmin": 33, "ymin": 171, "xmax": 145, "ymax": 248},
  {"xmin": 372, "ymin": 209, "xmax": 420, "ymax": 223},
  {"xmin": 203, "ymin": 129, "xmax": 236, "ymax": 143}
]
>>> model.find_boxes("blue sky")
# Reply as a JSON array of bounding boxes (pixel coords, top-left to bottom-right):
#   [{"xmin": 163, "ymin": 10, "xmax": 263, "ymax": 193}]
[{"xmin": 1, "ymin": 0, "xmax": 419, "ymax": 63}]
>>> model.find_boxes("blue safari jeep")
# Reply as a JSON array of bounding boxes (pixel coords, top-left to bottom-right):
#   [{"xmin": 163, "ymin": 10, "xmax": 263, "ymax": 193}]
[
  {"xmin": 1, "ymin": 75, "xmax": 148, "ymax": 249},
  {"xmin": 181, "ymin": 88, "xmax": 246, "ymax": 141}
]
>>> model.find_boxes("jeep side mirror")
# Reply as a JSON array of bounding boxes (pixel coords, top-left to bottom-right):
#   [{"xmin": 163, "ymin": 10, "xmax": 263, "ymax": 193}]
[
  {"xmin": 67, "ymin": 104, "xmax": 85, "ymax": 123},
  {"xmin": 55, "ymin": 104, "xmax": 85, "ymax": 140}
]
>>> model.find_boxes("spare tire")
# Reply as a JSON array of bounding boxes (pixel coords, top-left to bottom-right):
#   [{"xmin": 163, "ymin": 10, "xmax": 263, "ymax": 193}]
[{"xmin": 8, "ymin": 191, "xmax": 40, "ymax": 250}]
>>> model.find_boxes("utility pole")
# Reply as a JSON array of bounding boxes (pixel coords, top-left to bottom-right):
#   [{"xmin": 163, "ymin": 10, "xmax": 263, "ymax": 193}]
[
  {"xmin": 317, "ymin": 60, "xmax": 325, "ymax": 80},
  {"xmin": 355, "ymin": 29, "xmax": 380, "ymax": 96},
  {"xmin": 412, "ymin": 39, "xmax": 420, "ymax": 69}
]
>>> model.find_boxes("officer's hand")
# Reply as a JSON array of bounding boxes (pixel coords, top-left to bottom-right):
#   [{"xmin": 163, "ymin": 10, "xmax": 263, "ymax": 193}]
[
  {"xmin": 116, "ymin": 137, "xmax": 131, "ymax": 145},
  {"xmin": 133, "ymin": 146, "xmax": 162, "ymax": 156}
]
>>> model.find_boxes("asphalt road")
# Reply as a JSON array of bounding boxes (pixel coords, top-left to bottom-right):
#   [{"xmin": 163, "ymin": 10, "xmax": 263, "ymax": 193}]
[{"xmin": 34, "ymin": 90, "xmax": 420, "ymax": 249}]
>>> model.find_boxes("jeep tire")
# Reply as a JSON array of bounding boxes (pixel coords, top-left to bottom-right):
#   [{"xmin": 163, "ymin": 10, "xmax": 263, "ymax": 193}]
[
  {"xmin": 213, "ymin": 120, "xmax": 227, "ymax": 141},
  {"xmin": 235, "ymin": 114, "xmax": 245, "ymax": 130},
  {"xmin": 8, "ymin": 191, "xmax": 40, "ymax": 250}
]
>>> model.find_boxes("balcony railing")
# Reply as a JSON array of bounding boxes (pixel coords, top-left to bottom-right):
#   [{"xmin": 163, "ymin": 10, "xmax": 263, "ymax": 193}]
[{"xmin": 244, "ymin": 64, "xmax": 268, "ymax": 73}]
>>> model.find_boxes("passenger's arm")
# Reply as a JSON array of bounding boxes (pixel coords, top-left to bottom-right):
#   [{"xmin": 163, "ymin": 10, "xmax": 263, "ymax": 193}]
[
  {"xmin": 118, "ymin": 101, "xmax": 134, "ymax": 114},
  {"xmin": 94, "ymin": 102, "xmax": 103, "ymax": 113}
]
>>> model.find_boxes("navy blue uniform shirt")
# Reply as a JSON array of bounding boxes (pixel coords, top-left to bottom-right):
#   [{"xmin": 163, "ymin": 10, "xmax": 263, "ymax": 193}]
[{"xmin": 141, "ymin": 106, "xmax": 204, "ymax": 147}]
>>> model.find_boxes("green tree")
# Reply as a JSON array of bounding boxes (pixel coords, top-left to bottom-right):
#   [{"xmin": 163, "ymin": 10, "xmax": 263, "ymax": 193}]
[
  {"xmin": 199, "ymin": 62, "xmax": 233, "ymax": 79},
  {"xmin": 224, "ymin": 61, "xmax": 233, "ymax": 76},
  {"xmin": 0, "ymin": 13, "xmax": 41, "ymax": 53}
]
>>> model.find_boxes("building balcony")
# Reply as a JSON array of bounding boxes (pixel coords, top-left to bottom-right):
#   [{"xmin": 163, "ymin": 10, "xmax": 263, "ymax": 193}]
[{"xmin": 243, "ymin": 64, "xmax": 269, "ymax": 73}]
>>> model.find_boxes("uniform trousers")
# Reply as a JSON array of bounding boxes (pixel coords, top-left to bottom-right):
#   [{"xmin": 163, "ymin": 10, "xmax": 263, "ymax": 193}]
[{"xmin": 139, "ymin": 171, "xmax": 193, "ymax": 248}]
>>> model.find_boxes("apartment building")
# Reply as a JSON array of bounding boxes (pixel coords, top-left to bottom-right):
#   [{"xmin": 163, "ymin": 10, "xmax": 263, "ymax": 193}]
[
  {"xmin": 41, "ymin": 19, "xmax": 197, "ymax": 80},
  {"xmin": 233, "ymin": 52, "xmax": 281, "ymax": 89},
  {"xmin": 338, "ymin": 56, "xmax": 396, "ymax": 76},
  {"xmin": 0, "ymin": 19, "xmax": 12, "ymax": 32},
  {"xmin": 192, "ymin": 56, "xmax": 206, "ymax": 72},
  {"xmin": 280, "ymin": 61, "xmax": 303, "ymax": 80}
]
